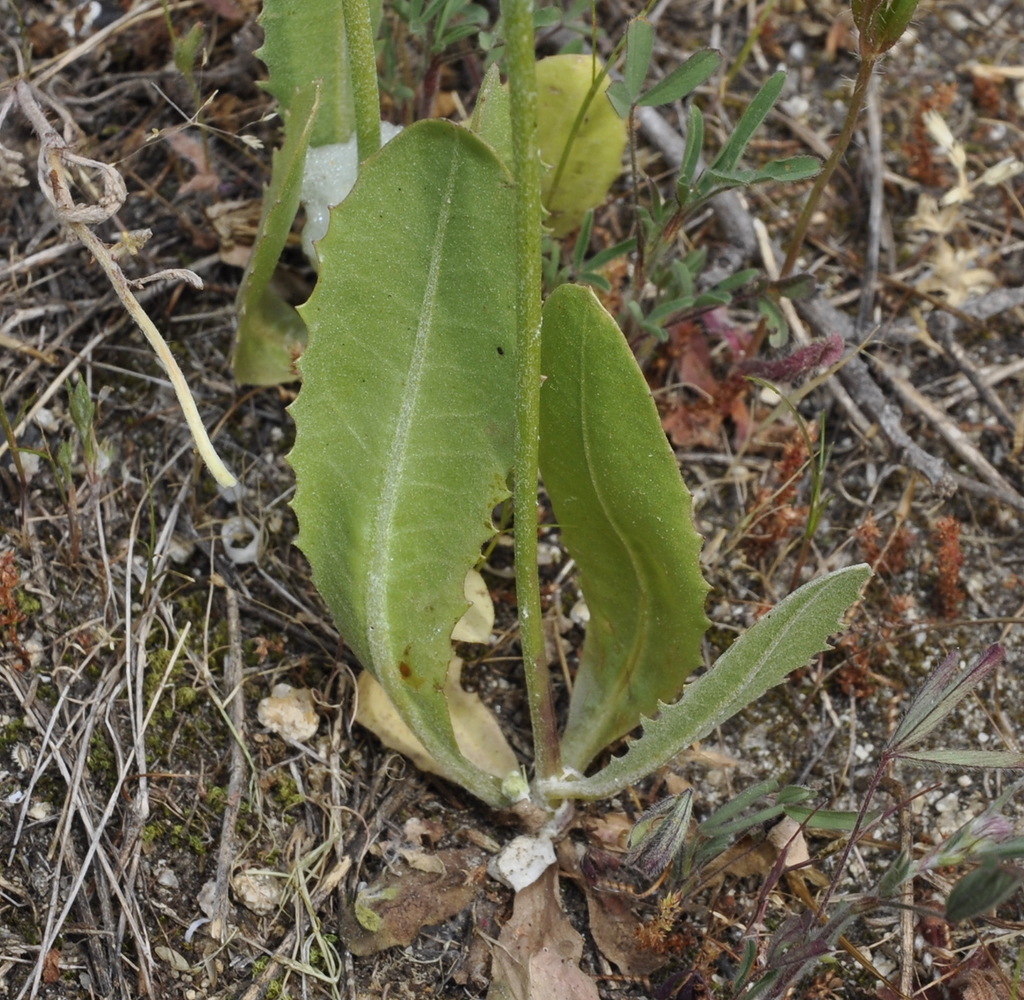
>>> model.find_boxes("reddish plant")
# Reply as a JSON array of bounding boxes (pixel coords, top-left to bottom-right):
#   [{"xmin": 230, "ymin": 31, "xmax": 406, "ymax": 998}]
[{"xmin": 933, "ymin": 515, "xmax": 965, "ymax": 619}]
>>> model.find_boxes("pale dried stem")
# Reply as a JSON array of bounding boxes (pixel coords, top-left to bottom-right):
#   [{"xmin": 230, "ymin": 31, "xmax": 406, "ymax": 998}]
[{"xmin": 7, "ymin": 81, "xmax": 236, "ymax": 488}]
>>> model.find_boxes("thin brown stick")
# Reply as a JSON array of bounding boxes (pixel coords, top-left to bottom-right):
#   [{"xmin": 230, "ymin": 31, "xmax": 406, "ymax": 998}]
[{"xmin": 868, "ymin": 352, "xmax": 1024, "ymax": 512}]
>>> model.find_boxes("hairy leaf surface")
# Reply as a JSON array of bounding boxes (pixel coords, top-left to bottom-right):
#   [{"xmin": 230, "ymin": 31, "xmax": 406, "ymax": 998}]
[
  {"xmin": 542, "ymin": 564, "xmax": 871, "ymax": 800},
  {"xmin": 539, "ymin": 284, "xmax": 710, "ymax": 772},
  {"xmin": 290, "ymin": 121, "xmax": 517, "ymax": 805}
]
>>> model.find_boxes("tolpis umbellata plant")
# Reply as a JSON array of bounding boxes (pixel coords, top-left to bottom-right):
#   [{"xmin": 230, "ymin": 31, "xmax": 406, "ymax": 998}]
[{"xmin": 239, "ymin": 0, "xmax": 872, "ymax": 821}]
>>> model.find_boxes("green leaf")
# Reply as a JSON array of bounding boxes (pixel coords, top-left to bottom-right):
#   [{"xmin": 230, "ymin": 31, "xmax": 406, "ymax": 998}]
[
  {"xmin": 946, "ymin": 862, "xmax": 1024, "ymax": 923},
  {"xmin": 783, "ymin": 805, "xmax": 876, "ymax": 832},
  {"xmin": 676, "ymin": 104, "xmax": 704, "ymax": 204},
  {"xmin": 258, "ymin": 0, "xmax": 353, "ymax": 145},
  {"xmin": 758, "ymin": 295, "xmax": 789, "ymax": 348},
  {"xmin": 637, "ymin": 48, "xmax": 721, "ymax": 108},
  {"xmin": 623, "ymin": 18, "xmax": 654, "ymax": 105},
  {"xmin": 753, "ymin": 155, "xmax": 821, "ymax": 182},
  {"xmin": 468, "ymin": 64, "xmax": 513, "ymax": 167},
  {"xmin": 713, "ymin": 268, "xmax": 761, "ymax": 293},
  {"xmin": 605, "ymin": 81, "xmax": 633, "ymax": 120},
  {"xmin": 705, "ymin": 70, "xmax": 786, "ymax": 178},
  {"xmin": 888, "ymin": 645, "xmax": 1004, "ymax": 754},
  {"xmin": 897, "ymin": 749, "xmax": 1024, "ymax": 769},
  {"xmin": 173, "ymin": 22, "xmax": 205, "ymax": 77},
  {"xmin": 585, "ymin": 237, "xmax": 636, "ymax": 272},
  {"xmin": 701, "ymin": 778, "xmax": 780, "ymax": 831},
  {"xmin": 538, "ymin": 285, "xmax": 710, "ymax": 772},
  {"xmin": 233, "ymin": 83, "xmax": 320, "ymax": 386},
  {"xmin": 775, "ymin": 273, "xmax": 816, "ymax": 300},
  {"xmin": 290, "ymin": 121, "xmax": 517, "ymax": 806},
  {"xmin": 572, "ymin": 210, "xmax": 595, "ymax": 271},
  {"xmin": 541, "ymin": 564, "xmax": 871, "ymax": 800},
  {"xmin": 852, "ymin": 0, "xmax": 920, "ymax": 54},
  {"xmin": 536, "ymin": 54, "xmax": 628, "ymax": 237},
  {"xmin": 233, "ymin": 288, "xmax": 307, "ymax": 386}
]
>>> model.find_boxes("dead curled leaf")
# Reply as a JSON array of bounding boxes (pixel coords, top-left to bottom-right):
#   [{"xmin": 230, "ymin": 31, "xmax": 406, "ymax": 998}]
[
  {"xmin": 355, "ymin": 657, "xmax": 517, "ymax": 779},
  {"xmin": 337, "ymin": 848, "xmax": 486, "ymax": 956},
  {"xmin": 487, "ymin": 865, "xmax": 599, "ymax": 1000}
]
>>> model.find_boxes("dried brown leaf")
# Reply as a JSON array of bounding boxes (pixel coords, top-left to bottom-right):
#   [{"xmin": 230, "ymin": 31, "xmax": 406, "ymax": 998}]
[
  {"xmin": 338, "ymin": 848, "xmax": 486, "ymax": 956},
  {"xmin": 487, "ymin": 866, "xmax": 599, "ymax": 1000}
]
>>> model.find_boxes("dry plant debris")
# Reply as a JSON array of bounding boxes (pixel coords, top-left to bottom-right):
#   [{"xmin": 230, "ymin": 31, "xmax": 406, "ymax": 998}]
[{"xmin": 2, "ymin": 1, "xmax": 1024, "ymax": 999}]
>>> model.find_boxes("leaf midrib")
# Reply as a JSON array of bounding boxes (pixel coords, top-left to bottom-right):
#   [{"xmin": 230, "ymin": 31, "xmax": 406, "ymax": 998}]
[{"xmin": 366, "ymin": 138, "xmax": 463, "ymax": 668}]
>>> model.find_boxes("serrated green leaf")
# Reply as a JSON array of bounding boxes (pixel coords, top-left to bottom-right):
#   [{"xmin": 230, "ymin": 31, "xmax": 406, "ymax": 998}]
[
  {"xmin": 637, "ymin": 48, "xmax": 720, "ymax": 108},
  {"xmin": 258, "ymin": 0, "xmax": 353, "ymax": 145},
  {"xmin": 233, "ymin": 83, "xmax": 319, "ymax": 385},
  {"xmin": 290, "ymin": 121, "xmax": 517, "ymax": 806},
  {"xmin": 946, "ymin": 862, "xmax": 1024, "ymax": 923},
  {"xmin": 538, "ymin": 285, "xmax": 710, "ymax": 772},
  {"xmin": 541, "ymin": 565, "xmax": 871, "ymax": 800}
]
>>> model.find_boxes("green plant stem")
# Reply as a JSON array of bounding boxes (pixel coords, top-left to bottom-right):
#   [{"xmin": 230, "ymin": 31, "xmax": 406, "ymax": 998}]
[
  {"xmin": 780, "ymin": 53, "xmax": 877, "ymax": 279},
  {"xmin": 502, "ymin": 0, "xmax": 560, "ymax": 784},
  {"xmin": 341, "ymin": 0, "xmax": 381, "ymax": 162}
]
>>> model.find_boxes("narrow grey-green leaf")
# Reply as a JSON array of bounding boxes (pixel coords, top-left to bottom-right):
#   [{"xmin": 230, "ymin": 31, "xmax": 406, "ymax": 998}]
[
  {"xmin": 541, "ymin": 565, "xmax": 871, "ymax": 801},
  {"xmin": 888, "ymin": 644, "xmax": 1004, "ymax": 754},
  {"xmin": 606, "ymin": 81, "xmax": 634, "ymax": 120},
  {"xmin": 783, "ymin": 806, "xmax": 876, "ymax": 832},
  {"xmin": 623, "ymin": 18, "xmax": 654, "ymax": 104},
  {"xmin": 753, "ymin": 155, "xmax": 821, "ymax": 182},
  {"xmin": 233, "ymin": 82, "xmax": 319, "ymax": 385},
  {"xmin": 946, "ymin": 863, "xmax": 1024, "ymax": 923},
  {"xmin": 676, "ymin": 104, "xmax": 704, "ymax": 205},
  {"xmin": 637, "ymin": 48, "xmax": 721, "ymax": 108},
  {"xmin": 539, "ymin": 284, "xmax": 710, "ymax": 773},
  {"xmin": 897, "ymin": 749, "xmax": 1024, "ymax": 769},
  {"xmin": 290, "ymin": 121, "xmax": 517, "ymax": 806},
  {"xmin": 707, "ymin": 70, "xmax": 785, "ymax": 175}
]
